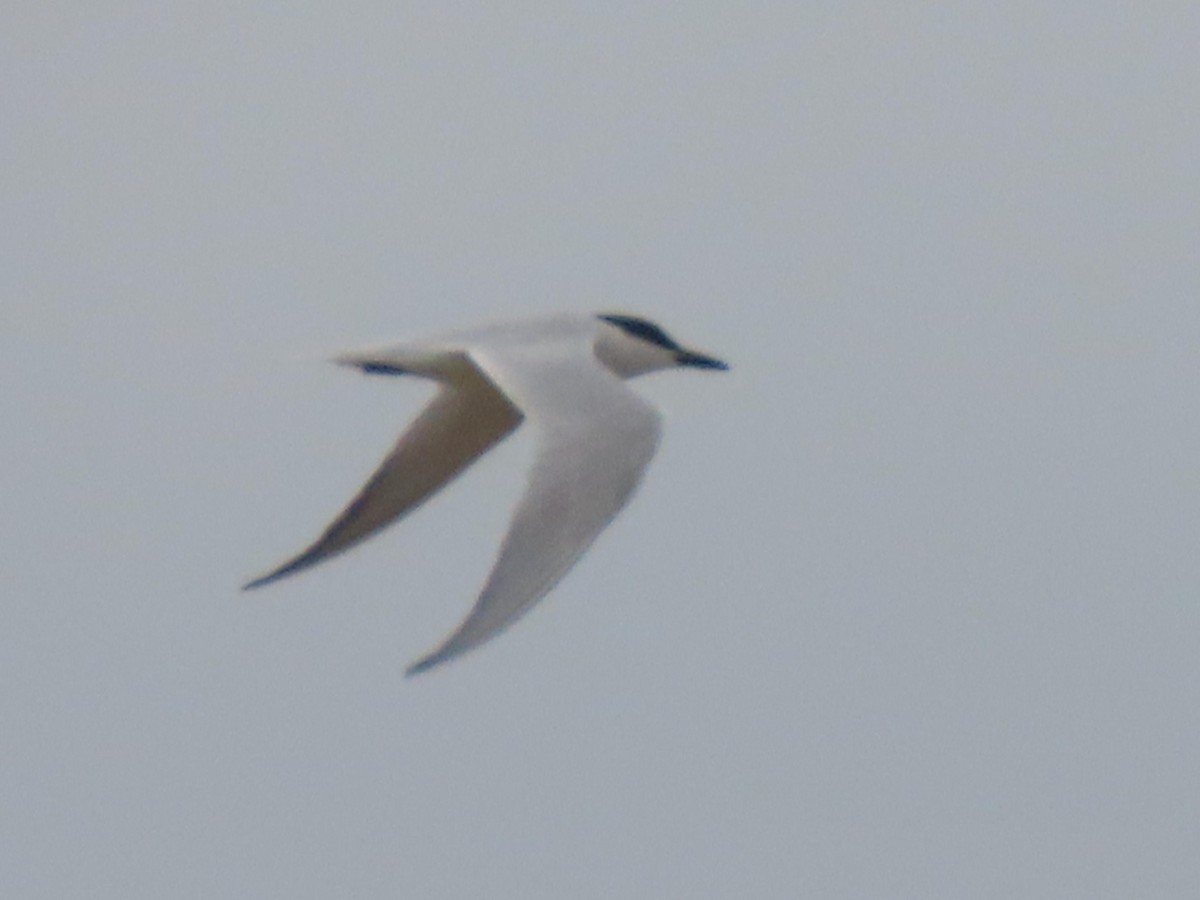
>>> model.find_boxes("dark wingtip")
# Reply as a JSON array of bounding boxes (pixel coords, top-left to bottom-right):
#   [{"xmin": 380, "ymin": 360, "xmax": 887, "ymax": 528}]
[
  {"xmin": 404, "ymin": 656, "xmax": 438, "ymax": 678},
  {"xmin": 355, "ymin": 362, "xmax": 410, "ymax": 376},
  {"xmin": 241, "ymin": 556, "xmax": 309, "ymax": 591},
  {"xmin": 331, "ymin": 353, "xmax": 410, "ymax": 376},
  {"xmin": 242, "ymin": 573, "xmax": 275, "ymax": 591}
]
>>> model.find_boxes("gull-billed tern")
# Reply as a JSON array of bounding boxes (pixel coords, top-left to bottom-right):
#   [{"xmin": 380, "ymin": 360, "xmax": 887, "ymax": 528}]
[{"xmin": 245, "ymin": 313, "xmax": 728, "ymax": 675}]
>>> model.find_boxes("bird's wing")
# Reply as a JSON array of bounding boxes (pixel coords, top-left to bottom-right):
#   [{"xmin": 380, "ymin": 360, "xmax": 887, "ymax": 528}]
[
  {"xmin": 406, "ymin": 341, "xmax": 662, "ymax": 675},
  {"xmin": 244, "ymin": 358, "xmax": 521, "ymax": 590}
]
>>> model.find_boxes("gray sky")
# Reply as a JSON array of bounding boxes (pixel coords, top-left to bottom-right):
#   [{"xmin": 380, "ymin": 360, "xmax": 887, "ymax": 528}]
[{"xmin": 4, "ymin": 4, "xmax": 1199, "ymax": 898}]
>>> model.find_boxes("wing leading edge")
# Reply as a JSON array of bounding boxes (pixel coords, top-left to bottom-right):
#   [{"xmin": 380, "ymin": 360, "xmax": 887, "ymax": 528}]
[
  {"xmin": 405, "ymin": 343, "xmax": 661, "ymax": 674},
  {"xmin": 244, "ymin": 358, "xmax": 521, "ymax": 590}
]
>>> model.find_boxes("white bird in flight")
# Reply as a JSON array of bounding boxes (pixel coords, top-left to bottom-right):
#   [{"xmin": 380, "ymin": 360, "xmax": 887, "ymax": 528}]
[{"xmin": 244, "ymin": 313, "xmax": 728, "ymax": 675}]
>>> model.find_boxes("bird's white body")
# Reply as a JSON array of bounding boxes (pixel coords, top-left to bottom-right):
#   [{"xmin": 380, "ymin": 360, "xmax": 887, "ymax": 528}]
[{"xmin": 246, "ymin": 313, "xmax": 726, "ymax": 675}]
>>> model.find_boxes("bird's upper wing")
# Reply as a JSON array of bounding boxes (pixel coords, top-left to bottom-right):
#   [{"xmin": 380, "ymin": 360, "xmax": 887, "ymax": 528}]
[
  {"xmin": 244, "ymin": 357, "xmax": 521, "ymax": 590},
  {"xmin": 406, "ymin": 340, "xmax": 661, "ymax": 675}
]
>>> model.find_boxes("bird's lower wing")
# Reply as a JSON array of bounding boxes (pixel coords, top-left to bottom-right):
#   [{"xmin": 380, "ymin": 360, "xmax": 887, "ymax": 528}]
[
  {"xmin": 406, "ymin": 346, "xmax": 661, "ymax": 675},
  {"xmin": 244, "ymin": 365, "xmax": 521, "ymax": 590}
]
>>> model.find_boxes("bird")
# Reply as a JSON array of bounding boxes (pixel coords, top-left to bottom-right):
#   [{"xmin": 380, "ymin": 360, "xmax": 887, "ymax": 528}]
[{"xmin": 244, "ymin": 312, "xmax": 728, "ymax": 675}]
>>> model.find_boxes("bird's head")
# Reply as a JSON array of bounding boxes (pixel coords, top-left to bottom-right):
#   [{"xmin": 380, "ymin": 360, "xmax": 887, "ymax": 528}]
[{"xmin": 594, "ymin": 313, "xmax": 729, "ymax": 378}]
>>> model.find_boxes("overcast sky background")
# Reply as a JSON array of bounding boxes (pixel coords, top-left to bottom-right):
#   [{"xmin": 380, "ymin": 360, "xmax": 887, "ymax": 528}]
[{"xmin": 4, "ymin": 4, "xmax": 1199, "ymax": 898}]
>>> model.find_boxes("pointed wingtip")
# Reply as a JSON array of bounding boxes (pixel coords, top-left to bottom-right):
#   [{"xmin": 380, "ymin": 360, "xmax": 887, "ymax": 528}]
[
  {"xmin": 332, "ymin": 352, "xmax": 410, "ymax": 376},
  {"xmin": 240, "ymin": 547, "xmax": 327, "ymax": 592},
  {"xmin": 404, "ymin": 655, "xmax": 439, "ymax": 678},
  {"xmin": 405, "ymin": 643, "xmax": 467, "ymax": 676},
  {"xmin": 241, "ymin": 561, "xmax": 301, "ymax": 592}
]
